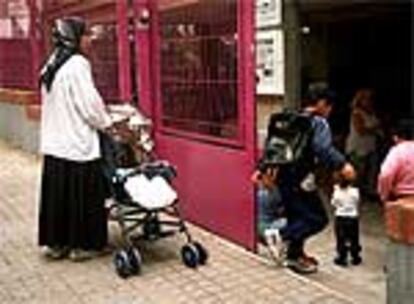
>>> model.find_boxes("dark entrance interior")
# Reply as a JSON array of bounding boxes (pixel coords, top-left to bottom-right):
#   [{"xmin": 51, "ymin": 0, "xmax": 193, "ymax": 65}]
[{"xmin": 299, "ymin": 1, "xmax": 412, "ymax": 139}]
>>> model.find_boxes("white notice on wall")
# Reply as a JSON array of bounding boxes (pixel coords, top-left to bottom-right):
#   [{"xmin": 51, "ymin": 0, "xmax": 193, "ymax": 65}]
[
  {"xmin": 256, "ymin": 30, "xmax": 285, "ymax": 95},
  {"xmin": 256, "ymin": 0, "xmax": 282, "ymax": 28}
]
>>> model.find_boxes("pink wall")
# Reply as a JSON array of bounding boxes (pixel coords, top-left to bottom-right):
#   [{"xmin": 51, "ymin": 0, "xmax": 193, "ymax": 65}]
[
  {"xmin": 0, "ymin": 39, "xmax": 33, "ymax": 89},
  {"xmin": 0, "ymin": 0, "xmax": 39, "ymax": 90}
]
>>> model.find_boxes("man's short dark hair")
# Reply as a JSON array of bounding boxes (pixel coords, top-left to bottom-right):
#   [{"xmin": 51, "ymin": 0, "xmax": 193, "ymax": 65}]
[
  {"xmin": 393, "ymin": 119, "xmax": 414, "ymax": 140},
  {"xmin": 303, "ymin": 83, "xmax": 336, "ymax": 106}
]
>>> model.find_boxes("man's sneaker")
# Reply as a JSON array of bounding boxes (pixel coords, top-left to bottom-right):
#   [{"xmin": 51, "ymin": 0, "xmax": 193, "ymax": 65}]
[
  {"xmin": 42, "ymin": 246, "xmax": 70, "ymax": 260},
  {"xmin": 263, "ymin": 228, "xmax": 287, "ymax": 265},
  {"xmin": 286, "ymin": 256, "xmax": 318, "ymax": 274},
  {"xmin": 302, "ymin": 252, "xmax": 319, "ymax": 266},
  {"xmin": 334, "ymin": 256, "xmax": 348, "ymax": 267}
]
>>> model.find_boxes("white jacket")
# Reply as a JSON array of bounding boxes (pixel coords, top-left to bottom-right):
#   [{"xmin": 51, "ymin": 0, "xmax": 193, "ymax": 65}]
[{"xmin": 40, "ymin": 55, "xmax": 112, "ymax": 161}]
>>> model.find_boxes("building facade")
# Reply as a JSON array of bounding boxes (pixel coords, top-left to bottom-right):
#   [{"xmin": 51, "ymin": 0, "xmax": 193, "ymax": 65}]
[{"xmin": 0, "ymin": 0, "xmax": 412, "ymax": 249}]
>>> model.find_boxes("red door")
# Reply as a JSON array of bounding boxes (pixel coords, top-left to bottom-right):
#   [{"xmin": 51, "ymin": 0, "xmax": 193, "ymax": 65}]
[{"xmin": 135, "ymin": 0, "xmax": 256, "ymax": 250}]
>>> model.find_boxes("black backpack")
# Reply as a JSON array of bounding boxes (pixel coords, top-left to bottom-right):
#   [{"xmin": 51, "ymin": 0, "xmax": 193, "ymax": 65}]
[{"xmin": 258, "ymin": 109, "xmax": 314, "ymax": 173}]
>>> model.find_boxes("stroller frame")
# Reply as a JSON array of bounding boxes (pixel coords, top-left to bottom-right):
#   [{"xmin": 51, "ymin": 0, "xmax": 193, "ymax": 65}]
[{"xmin": 101, "ymin": 126, "xmax": 208, "ymax": 278}]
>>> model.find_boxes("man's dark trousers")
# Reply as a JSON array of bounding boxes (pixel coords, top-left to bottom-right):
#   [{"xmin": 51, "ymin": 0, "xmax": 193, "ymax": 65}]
[{"xmin": 280, "ymin": 187, "xmax": 329, "ymax": 259}]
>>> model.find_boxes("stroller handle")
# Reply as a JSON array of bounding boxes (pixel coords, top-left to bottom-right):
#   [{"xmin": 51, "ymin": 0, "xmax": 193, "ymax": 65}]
[{"xmin": 115, "ymin": 162, "xmax": 177, "ymax": 184}]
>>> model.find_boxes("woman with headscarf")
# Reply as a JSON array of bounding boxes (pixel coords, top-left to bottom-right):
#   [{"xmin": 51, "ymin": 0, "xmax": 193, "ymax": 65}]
[{"xmin": 38, "ymin": 17, "xmax": 113, "ymax": 261}]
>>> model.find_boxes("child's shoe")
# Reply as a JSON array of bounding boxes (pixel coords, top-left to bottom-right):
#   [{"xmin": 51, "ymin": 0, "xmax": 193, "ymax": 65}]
[
  {"xmin": 351, "ymin": 256, "xmax": 362, "ymax": 265},
  {"xmin": 334, "ymin": 256, "xmax": 348, "ymax": 267},
  {"xmin": 264, "ymin": 228, "xmax": 287, "ymax": 265}
]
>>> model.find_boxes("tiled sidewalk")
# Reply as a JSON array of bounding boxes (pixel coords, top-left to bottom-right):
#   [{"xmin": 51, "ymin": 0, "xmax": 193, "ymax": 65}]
[{"xmin": 0, "ymin": 141, "xmax": 355, "ymax": 304}]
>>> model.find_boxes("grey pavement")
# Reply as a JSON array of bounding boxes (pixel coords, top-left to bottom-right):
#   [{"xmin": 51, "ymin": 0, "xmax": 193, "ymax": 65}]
[
  {"xmin": 0, "ymin": 140, "xmax": 384, "ymax": 304},
  {"xmin": 258, "ymin": 189, "xmax": 386, "ymax": 304}
]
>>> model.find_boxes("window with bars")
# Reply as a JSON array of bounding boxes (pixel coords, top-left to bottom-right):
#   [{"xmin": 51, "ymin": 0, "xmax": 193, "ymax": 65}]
[
  {"xmin": 0, "ymin": 0, "xmax": 33, "ymax": 89},
  {"xmin": 41, "ymin": 0, "xmax": 122, "ymax": 103},
  {"xmin": 159, "ymin": 0, "xmax": 239, "ymax": 139},
  {"xmin": 88, "ymin": 22, "xmax": 120, "ymax": 104}
]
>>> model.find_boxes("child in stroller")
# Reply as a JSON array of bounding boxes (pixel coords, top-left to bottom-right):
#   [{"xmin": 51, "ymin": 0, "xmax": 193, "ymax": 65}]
[{"xmin": 101, "ymin": 104, "xmax": 208, "ymax": 278}]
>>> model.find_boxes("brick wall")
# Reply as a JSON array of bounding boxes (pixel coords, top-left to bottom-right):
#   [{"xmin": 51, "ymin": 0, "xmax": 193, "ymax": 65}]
[{"xmin": 0, "ymin": 39, "xmax": 34, "ymax": 89}]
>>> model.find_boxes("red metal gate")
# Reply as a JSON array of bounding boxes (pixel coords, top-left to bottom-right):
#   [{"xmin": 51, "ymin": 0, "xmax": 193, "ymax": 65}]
[
  {"xmin": 135, "ymin": 0, "xmax": 257, "ymax": 250},
  {"xmin": 39, "ymin": 0, "xmax": 257, "ymax": 250}
]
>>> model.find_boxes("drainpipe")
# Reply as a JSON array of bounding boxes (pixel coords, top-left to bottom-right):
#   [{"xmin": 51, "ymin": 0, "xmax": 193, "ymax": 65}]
[
  {"xmin": 411, "ymin": 3, "xmax": 414, "ymax": 121},
  {"xmin": 283, "ymin": 0, "xmax": 301, "ymax": 109},
  {"xmin": 27, "ymin": 0, "xmax": 40, "ymax": 97}
]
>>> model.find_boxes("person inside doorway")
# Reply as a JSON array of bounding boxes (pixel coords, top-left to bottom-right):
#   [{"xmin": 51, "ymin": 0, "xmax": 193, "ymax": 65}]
[
  {"xmin": 38, "ymin": 17, "xmax": 114, "ymax": 261},
  {"xmin": 346, "ymin": 89, "xmax": 382, "ymax": 201}
]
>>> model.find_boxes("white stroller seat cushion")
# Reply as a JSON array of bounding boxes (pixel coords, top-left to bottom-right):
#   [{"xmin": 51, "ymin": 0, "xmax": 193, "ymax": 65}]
[{"xmin": 124, "ymin": 174, "xmax": 177, "ymax": 210}]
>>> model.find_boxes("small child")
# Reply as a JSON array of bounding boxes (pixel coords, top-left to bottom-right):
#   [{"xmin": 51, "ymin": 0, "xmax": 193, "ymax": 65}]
[
  {"xmin": 253, "ymin": 167, "xmax": 287, "ymax": 264},
  {"xmin": 331, "ymin": 176, "xmax": 362, "ymax": 266}
]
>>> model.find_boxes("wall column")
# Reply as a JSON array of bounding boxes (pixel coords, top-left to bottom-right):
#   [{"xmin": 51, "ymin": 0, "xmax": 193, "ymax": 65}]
[{"xmin": 283, "ymin": 0, "xmax": 301, "ymax": 108}]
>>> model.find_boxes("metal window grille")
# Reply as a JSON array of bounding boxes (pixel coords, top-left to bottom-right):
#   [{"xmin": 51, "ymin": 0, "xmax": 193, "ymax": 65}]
[
  {"xmin": 159, "ymin": 0, "xmax": 239, "ymax": 139},
  {"xmin": 88, "ymin": 22, "xmax": 120, "ymax": 103},
  {"xmin": 0, "ymin": 0, "xmax": 33, "ymax": 89}
]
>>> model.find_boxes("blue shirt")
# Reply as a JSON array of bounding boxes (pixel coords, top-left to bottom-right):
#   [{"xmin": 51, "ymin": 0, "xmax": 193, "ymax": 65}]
[{"xmin": 311, "ymin": 115, "xmax": 346, "ymax": 170}]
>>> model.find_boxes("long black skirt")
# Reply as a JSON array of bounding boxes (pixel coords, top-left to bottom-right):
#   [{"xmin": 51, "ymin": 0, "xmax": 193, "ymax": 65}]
[{"xmin": 38, "ymin": 155, "xmax": 107, "ymax": 250}]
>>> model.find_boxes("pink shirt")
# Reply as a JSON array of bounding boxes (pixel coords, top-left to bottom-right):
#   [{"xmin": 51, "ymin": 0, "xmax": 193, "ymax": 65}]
[{"xmin": 378, "ymin": 141, "xmax": 414, "ymax": 201}]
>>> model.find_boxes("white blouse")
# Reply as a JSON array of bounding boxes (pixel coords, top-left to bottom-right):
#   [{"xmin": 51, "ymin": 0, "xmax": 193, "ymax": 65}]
[
  {"xmin": 331, "ymin": 185, "xmax": 360, "ymax": 218},
  {"xmin": 40, "ymin": 54, "xmax": 112, "ymax": 161}
]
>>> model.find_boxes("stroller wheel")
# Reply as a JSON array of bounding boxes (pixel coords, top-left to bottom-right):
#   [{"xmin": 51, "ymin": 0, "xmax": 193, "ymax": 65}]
[
  {"xmin": 193, "ymin": 242, "xmax": 208, "ymax": 265},
  {"xmin": 181, "ymin": 243, "xmax": 200, "ymax": 268},
  {"xmin": 113, "ymin": 250, "xmax": 132, "ymax": 278},
  {"xmin": 126, "ymin": 247, "xmax": 142, "ymax": 275}
]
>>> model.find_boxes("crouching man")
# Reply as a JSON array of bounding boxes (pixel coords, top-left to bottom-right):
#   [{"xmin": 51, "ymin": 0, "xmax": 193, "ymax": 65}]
[{"xmin": 253, "ymin": 85, "xmax": 356, "ymax": 274}]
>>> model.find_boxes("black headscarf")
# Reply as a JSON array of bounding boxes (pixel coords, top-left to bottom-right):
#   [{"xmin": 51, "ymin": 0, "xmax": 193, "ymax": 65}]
[{"xmin": 40, "ymin": 17, "xmax": 86, "ymax": 91}]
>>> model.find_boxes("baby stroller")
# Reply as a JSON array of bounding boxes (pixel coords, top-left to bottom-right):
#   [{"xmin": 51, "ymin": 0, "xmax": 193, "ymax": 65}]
[{"xmin": 102, "ymin": 104, "xmax": 208, "ymax": 278}]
